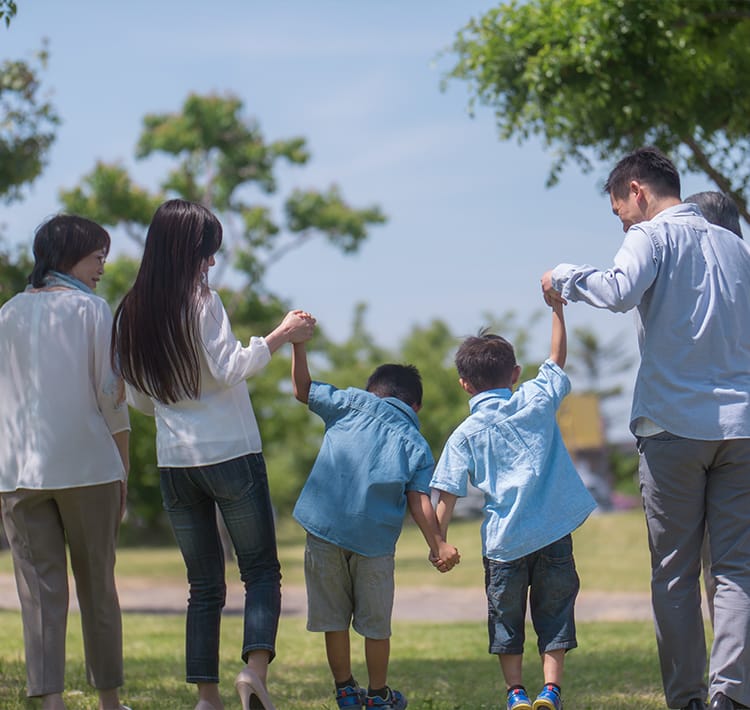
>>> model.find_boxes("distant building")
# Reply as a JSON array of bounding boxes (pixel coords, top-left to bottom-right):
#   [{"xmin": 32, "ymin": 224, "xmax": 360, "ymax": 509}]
[{"xmin": 558, "ymin": 393, "xmax": 614, "ymax": 511}]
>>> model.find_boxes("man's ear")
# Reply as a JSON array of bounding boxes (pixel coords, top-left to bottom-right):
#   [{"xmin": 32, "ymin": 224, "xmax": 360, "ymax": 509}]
[
  {"xmin": 511, "ymin": 364, "xmax": 522, "ymax": 386},
  {"xmin": 411, "ymin": 402, "xmax": 422, "ymax": 413},
  {"xmin": 459, "ymin": 377, "xmax": 476, "ymax": 395}
]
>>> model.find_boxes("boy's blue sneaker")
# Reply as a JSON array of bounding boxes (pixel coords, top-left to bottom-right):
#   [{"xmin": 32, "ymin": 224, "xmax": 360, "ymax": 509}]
[
  {"xmin": 532, "ymin": 684, "xmax": 562, "ymax": 710},
  {"xmin": 364, "ymin": 686, "xmax": 407, "ymax": 709},
  {"xmin": 507, "ymin": 686, "xmax": 532, "ymax": 710},
  {"xmin": 336, "ymin": 681, "xmax": 366, "ymax": 708}
]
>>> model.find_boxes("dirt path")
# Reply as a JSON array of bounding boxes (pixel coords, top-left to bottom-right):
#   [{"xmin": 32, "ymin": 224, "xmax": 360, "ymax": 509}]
[{"xmin": 0, "ymin": 573, "xmax": 656, "ymax": 622}]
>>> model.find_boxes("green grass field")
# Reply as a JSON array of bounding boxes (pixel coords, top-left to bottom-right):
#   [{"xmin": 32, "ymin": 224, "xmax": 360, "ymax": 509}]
[{"xmin": 0, "ymin": 510, "xmax": 677, "ymax": 709}]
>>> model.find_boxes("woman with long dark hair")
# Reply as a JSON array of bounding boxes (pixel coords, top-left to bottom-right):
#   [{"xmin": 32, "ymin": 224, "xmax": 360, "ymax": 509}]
[
  {"xmin": 113, "ymin": 199, "xmax": 314, "ymax": 710},
  {"xmin": 0, "ymin": 215, "xmax": 131, "ymax": 710}
]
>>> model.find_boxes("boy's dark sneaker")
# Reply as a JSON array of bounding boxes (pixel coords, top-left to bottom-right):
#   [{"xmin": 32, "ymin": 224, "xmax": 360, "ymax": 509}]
[
  {"xmin": 336, "ymin": 682, "xmax": 366, "ymax": 708},
  {"xmin": 507, "ymin": 686, "xmax": 532, "ymax": 710},
  {"xmin": 533, "ymin": 684, "xmax": 562, "ymax": 710},
  {"xmin": 364, "ymin": 686, "xmax": 407, "ymax": 709}
]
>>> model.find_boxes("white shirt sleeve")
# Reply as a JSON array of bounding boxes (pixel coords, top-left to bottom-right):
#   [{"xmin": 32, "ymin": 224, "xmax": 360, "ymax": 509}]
[
  {"xmin": 552, "ymin": 227, "xmax": 659, "ymax": 313},
  {"xmin": 199, "ymin": 291, "xmax": 272, "ymax": 387},
  {"xmin": 92, "ymin": 299, "xmax": 130, "ymax": 434}
]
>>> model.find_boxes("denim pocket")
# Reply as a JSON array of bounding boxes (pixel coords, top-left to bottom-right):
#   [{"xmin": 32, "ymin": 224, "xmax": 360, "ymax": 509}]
[
  {"xmin": 208, "ymin": 454, "xmax": 265, "ymax": 502},
  {"xmin": 536, "ymin": 535, "xmax": 579, "ymax": 602}
]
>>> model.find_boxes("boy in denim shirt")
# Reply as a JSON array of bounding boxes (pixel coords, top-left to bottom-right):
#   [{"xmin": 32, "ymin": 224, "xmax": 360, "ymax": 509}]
[
  {"xmin": 291, "ymin": 342, "xmax": 459, "ymax": 710},
  {"xmin": 430, "ymin": 301, "xmax": 595, "ymax": 710}
]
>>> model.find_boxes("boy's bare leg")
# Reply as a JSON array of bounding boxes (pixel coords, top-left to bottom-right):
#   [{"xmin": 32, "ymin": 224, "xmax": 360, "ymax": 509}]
[
  {"xmin": 541, "ymin": 648, "xmax": 565, "ymax": 686},
  {"xmin": 499, "ymin": 653, "xmax": 524, "ymax": 688},
  {"xmin": 325, "ymin": 630, "xmax": 353, "ymax": 683},
  {"xmin": 364, "ymin": 637, "xmax": 389, "ymax": 690}
]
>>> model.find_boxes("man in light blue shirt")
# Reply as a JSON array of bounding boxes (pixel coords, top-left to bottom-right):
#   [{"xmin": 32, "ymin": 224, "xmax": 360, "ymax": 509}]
[
  {"xmin": 291, "ymin": 343, "xmax": 459, "ymax": 710},
  {"xmin": 431, "ymin": 301, "xmax": 596, "ymax": 710},
  {"xmin": 542, "ymin": 146, "xmax": 750, "ymax": 710}
]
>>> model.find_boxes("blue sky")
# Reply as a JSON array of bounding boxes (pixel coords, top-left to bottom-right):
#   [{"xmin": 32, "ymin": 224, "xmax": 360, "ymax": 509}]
[{"xmin": 1, "ymin": 1, "xmax": 720, "ymax": 439}]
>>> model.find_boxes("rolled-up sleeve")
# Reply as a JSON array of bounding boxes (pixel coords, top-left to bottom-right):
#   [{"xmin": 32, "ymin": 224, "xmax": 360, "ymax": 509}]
[
  {"xmin": 199, "ymin": 291, "xmax": 272, "ymax": 386},
  {"xmin": 552, "ymin": 228, "xmax": 659, "ymax": 313}
]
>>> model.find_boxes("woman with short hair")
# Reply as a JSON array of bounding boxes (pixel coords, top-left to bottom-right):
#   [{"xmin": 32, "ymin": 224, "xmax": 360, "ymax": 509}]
[{"xmin": 0, "ymin": 215, "xmax": 131, "ymax": 710}]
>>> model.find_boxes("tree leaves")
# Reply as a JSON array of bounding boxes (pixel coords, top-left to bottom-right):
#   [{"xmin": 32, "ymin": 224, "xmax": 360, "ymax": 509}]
[{"xmin": 445, "ymin": 0, "xmax": 750, "ymax": 218}]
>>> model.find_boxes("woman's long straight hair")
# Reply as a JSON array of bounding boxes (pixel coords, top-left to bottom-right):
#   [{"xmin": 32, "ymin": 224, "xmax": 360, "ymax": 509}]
[{"xmin": 113, "ymin": 199, "xmax": 222, "ymax": 404}]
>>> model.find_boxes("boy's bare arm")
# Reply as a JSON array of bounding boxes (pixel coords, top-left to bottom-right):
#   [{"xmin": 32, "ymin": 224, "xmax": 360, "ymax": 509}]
[
  {"xmin": 406, "ymin": 491, "xmax": 460, "ymax": 572},
  {"xmin": 291, "ymin": 342, "xmax": 312, "ymax": 404},
  {"xmin": 549, "ymin": 299, "xmax": 567, "ymax": 369},
  {"xmin": 435, "ymin": 490, "xmax": 458, "ymax": 540}
]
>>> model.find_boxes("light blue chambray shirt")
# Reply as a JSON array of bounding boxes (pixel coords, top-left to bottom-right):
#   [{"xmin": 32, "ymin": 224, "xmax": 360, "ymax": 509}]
[
  {"xmin": 430, "ymin": 360, "xmax": 596, "ymax": 562},
  {"xmin": 552, "ymin": 203, "xmax": 750, "ymax": 440},
  {"xmin": 293, "ymin": 382, "xmax": 434, "ymax": 558}
]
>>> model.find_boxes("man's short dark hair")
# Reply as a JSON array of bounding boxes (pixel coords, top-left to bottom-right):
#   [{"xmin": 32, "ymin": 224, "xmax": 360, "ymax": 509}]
[
  {"xmin": 455, "ymin": 332, "xmax": 516, "ymax": 393},
  {"xmin": 366, "ymin": 364, "xmax": 423, "ymax": 407},
  {"xmin": 685, "ymin": 191, "xmax": 743, "ymax": 239},
  {"xmin": 604, "ymin": 146, "xmax": 681, "ymax": 200}
]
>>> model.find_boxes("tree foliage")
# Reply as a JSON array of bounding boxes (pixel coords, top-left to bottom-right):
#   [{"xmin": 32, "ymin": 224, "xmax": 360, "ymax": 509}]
[
  {"xmin": 0, "ymin": 240, "xmax": 31, "ymax": 305},
  {"xmin": 0, "ymin": 0, "xmax": 16, "ymax": 27},
  {"xmin": 0, "ymin": 44, "xmax": 59, "ymax": 202},
  {"xmin": 445, "ymin": 0, "xmax": 750, "ymax": 220},
  {"xmin": 60, "ymin": 92, "xmax": 386, "ymax": 298}
]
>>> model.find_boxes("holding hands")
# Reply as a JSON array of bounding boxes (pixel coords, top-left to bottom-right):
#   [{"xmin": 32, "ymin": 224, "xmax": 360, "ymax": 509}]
[
  {"xmin": 266, "ymin": 309, "xmax": 316, "ymax": 353},
  {"xmin": 283, "ymin": 309, "xmax": 317, "ymax": 343},
  {"xmin": 430, "ymin": 542, "xmax": 461, "ymax": 573},
  {"xmin": 540, "ymin": 270, "xmax": 567, "ymax": 307}
]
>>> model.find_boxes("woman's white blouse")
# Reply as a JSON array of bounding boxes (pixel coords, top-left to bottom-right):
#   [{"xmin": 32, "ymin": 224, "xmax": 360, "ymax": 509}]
[
  {"xmin": 126, "ymin": 290, "xmax": 271, "ymax": 468},
  {"xmin": 0, "ymin": 289, "xmax": 130, "ymax": 492}
]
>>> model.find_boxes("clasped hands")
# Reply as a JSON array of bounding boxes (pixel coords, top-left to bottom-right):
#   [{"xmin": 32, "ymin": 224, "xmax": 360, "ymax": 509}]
[
  {"xmin": 429, "ymin": 543, "xmax": 461, "ymax": 573},
  {"xmin": 540, "ymin": 270, "xmax": 566, "ymax": 307}
]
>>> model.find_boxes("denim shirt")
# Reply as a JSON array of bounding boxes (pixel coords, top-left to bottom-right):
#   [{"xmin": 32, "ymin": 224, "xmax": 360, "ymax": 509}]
[
  {"xmin": 293, "ymin": 382, "xmax": 434, "ymax": 557},
  {"xmin": 552, "ymin": 203, "xmax": 750, "ymax": 439},
  {"xmin": 430, "ymin": 360, "xmax": 596, "ymax": 562}
]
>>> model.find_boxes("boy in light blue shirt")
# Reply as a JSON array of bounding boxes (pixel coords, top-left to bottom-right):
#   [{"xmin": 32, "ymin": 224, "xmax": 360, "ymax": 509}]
[
  {"xmin": 291, "ymin": 341, "xmax": 459, "ymax": 710},
  {"xmin": 430, "ymin": 301, "xmax": 596, "ymax": 710}
]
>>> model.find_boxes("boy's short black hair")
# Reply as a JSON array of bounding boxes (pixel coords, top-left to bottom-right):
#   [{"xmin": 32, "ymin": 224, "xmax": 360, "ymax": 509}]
[
  {"xmin": 603, "ymin": 146, "xmax": 681, "ymax": 200},
  {"xmin": 366, "ymin": 363, "xmax": 423, "ymax": 407},
  {"xmin": 455, "ymin": 332, "xmax": 516, "ymax": 393}
]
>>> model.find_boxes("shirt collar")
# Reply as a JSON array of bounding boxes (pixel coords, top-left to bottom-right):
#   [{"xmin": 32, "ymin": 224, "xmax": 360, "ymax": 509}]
[
  {"xmin": 653, "ymin": 202, "xmax": 702, "ymax": 221},
  {"xmin": 383, "ymin": 396, "xmax": 420, "ymax": 427},
  {"xmin": 468, "ymin": 388, "xmax": 512, "ymax": 413}
]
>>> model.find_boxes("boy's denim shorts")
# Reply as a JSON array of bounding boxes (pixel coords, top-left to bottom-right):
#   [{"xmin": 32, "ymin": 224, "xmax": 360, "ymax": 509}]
[
  {"xmin": 304, "ymin": 533, "xmax": 394, "ymax": 639},
  {"xmin": 484, "ymin": 534, "xmax": 580, "ymax": 656}
]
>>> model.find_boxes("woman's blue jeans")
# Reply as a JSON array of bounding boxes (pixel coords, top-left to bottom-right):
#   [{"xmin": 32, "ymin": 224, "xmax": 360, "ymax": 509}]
[{"xmin": 160, "ymin": 453, "xmax": 281, "ymax": 683}]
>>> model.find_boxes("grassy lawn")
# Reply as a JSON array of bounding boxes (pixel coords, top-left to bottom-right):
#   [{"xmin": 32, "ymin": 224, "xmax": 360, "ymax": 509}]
[
  {"xmin": 0, "ymin": 610, "xmax": 672, "ymax": 709},
  {"xmin": 0, "ymin": 509, "xmax": 664, "ymax": 708}
]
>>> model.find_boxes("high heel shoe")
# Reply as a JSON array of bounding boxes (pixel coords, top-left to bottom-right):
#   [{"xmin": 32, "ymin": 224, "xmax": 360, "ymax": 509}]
[{"xmin": 235, "ymin": 667, "xmax": 276, "ymax": 710}]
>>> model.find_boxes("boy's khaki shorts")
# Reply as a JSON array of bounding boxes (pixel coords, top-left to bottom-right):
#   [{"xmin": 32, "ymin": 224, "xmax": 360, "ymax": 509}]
[{"xmin": 304, "ymin": 532, "xmax": 394, "ymax": 639}]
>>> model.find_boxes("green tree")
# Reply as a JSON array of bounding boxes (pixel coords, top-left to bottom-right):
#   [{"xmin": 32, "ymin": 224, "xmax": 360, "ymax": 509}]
[
  {"xmin": 444, "ymin": 0, "xmax": 750, "ymax": 221},
  {"xmin": 61, "ymin": 93, "xmax": 385, "ymax": 303},
  {"xmin": 63, "ymin": 93, "xmax": 386, "ymax": 534},
  {"xmin": 0, "ymin": 0, "xmax": 16, "ymax": 27},
  {"xmin": 0, "ymin": 240, "xmax": 31, "ymax": 305},
  {"xmin": 1, "ymin": 43, "xmax": 59, "ymax": 202}
]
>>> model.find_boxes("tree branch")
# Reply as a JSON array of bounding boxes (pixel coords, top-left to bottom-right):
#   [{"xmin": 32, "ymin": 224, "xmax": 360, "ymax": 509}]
[{"xmin": 682, "ymin": 133, "xmax": 750, "ymax": 223}]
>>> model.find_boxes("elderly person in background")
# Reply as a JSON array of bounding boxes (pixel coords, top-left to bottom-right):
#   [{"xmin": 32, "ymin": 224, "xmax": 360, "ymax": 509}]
[{"xmin": 0, "ymin": 215, "xmax": 131, "ymax": 710}]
